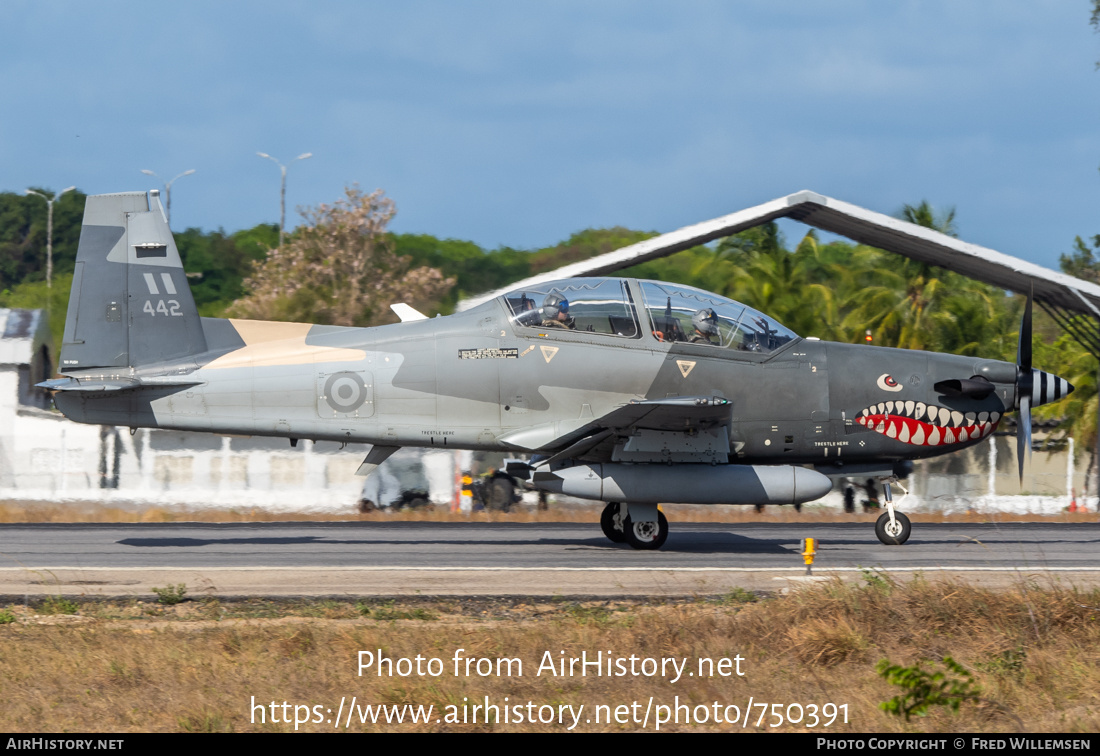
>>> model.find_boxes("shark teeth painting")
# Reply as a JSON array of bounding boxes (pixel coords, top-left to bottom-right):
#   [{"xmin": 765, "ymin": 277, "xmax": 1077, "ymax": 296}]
[{"xmin": 857, "ymin": 402, "xmax": 1000, "ymax": 447}]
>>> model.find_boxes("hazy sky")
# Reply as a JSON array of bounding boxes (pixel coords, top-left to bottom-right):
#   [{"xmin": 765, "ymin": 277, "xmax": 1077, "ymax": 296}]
[{"xmin": 3, "ymin": 1, "xmax": 1098, "ymax": 268}]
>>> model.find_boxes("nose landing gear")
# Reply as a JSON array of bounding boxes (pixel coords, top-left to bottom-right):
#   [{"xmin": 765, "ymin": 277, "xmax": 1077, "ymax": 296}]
[{"xmin": 874, "ymin": 479, "xmax": 911, "ymax": 545}]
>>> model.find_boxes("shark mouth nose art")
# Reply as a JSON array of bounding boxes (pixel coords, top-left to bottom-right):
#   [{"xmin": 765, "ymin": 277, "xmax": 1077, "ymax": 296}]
[{"xmin": 855, "ymin": 401, "xmax": 1001, "ymax": 446}]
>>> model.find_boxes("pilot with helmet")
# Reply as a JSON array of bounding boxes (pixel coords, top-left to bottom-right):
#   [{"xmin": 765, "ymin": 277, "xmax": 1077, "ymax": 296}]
[
  {"xmin": 689, "ymin": 307, "xmax": 719, "ymax": 345},
  {"xmin": 541, "ymin": 292, "xmax": 576, "ymax": 329},
  {"xmin": 513, "ymin": 293, "xmax": 542, "ymax": 326}
]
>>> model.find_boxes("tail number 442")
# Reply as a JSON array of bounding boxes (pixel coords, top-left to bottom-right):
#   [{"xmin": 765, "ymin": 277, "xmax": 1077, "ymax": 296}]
[{"xmin": 143, "ymin": 299, "xmax": 183, "ymax": 317}]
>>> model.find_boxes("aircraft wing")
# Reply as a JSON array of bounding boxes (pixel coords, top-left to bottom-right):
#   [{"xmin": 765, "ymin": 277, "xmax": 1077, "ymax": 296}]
[
  {"xmin": 500, "ymin": 395, "xmax": 732, "ymax": 464},
  {"xmin": 576, "ymin": 395, "xmax": 732, "ymax": 434}
]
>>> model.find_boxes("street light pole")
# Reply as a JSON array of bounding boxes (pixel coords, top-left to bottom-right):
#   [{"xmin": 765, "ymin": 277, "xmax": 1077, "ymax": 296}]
[
  {"xmin": 257, "ymin": 152, "xmax": 312, "ymax": 247},
  {"xmin": 139, "ymin": 169, "xmax": 196, "ymax": 228},
  {"xmin": 25, "ymin": 186, "xmax": 76, "ymax": 290}
]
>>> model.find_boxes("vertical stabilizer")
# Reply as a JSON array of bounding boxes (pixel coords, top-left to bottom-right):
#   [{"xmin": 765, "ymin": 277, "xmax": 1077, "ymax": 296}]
[{"xmin": 60, "ymin": 190, "xmax": 207, "ymax": 370}]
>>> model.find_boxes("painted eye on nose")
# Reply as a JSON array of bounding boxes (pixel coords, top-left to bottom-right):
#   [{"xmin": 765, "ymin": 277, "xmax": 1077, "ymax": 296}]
[{"xmin": 877, "ymin": 373, "xmax": 903, "ymax": 392}]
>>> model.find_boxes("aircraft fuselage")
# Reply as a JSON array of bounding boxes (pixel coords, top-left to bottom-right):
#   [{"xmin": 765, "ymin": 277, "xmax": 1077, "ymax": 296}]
[{"xmin": 55, "ymin": 298, "xmax": 1023, "ymax": 473}]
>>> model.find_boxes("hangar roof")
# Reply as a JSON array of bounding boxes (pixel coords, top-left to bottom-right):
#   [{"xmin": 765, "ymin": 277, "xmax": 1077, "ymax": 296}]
[{"xmin": 460, "ymin": 190, "xmax": 1100, "ymax": 318}]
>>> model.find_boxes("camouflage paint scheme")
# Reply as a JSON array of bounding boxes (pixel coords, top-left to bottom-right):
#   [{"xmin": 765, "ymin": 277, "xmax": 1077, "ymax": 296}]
[{"xmin": 43, "ymin": 191, "xmax": 1072, "ymax": 548}]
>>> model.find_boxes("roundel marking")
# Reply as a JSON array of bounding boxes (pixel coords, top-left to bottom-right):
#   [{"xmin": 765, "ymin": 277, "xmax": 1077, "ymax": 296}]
[{"xmin": 324, "ymin": 371, "xmax": 367, "ymax": 413}]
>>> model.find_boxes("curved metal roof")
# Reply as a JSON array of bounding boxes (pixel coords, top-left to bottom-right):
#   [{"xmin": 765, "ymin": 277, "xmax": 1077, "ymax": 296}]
[{"xmin": 458, "ymin": 190, "xmax": 1100, "ymax": 355}]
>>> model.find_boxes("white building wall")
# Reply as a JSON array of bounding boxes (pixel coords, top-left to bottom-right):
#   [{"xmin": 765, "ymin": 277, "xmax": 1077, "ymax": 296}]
[{"xmin": 0, "ymin": 400, "xmax": 464, "ymax": 513}]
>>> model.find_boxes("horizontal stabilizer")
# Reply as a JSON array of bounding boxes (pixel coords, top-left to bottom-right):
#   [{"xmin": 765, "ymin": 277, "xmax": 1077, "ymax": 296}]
[
  {"xmin": 390, "ymin": 303, "xmax": 428, "ymax": 322},
  {"xmin": 38, "ymin": 377, "xmax": 202, "ymax": 394}
]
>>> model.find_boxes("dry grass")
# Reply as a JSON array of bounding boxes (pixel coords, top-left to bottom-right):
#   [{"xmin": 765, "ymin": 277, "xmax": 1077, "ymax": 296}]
[
  {"xmin": 0, "ymin": 499, "xmax": 1095, "ymax": 524},
  {"xmin": 4, "ymin": 579, "xmax": 1100, "ymax": 732}
]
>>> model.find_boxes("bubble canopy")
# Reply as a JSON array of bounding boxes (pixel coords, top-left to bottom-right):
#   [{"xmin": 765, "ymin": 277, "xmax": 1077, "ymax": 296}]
[{"xmin": 499, "ymin": 277, "xmax": 798, "ymax": 353}]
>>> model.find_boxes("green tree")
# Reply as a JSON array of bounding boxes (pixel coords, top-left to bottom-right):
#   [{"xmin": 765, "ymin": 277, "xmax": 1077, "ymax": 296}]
[
  {"xmin": 175, "ymin": 223, "xmax": 277, "ymax": 315},
  {"xmin": 529, "ymin": 227, "xmax": 659, "ymax": 274},
  {"xmin": 1060, "ymin": 234, "xmax": 1100, "ymax": 285},
  {"xmin": 839, "ymin": 203, "xmax": 971, "ymax": 351},
  {"xmin": 899, "ymin": 199, "xmax": 957, "ymax": 237},
  {"xmin": 1093, "ymin": 0, "xmax": 1100, "ymax": 66},
  {"xmin": 0, "ymin": 272, "xmax": 74, "ymax": 371},
  {"xmin": 721, "ymin": 226, "xmax": 844, "ymax": 341},
  {"xmin": 228, "ymin": 186, "xmax": 454, "ymax": 327},
  {"xmin": 391, "ymin": 233, "xmax": 531, "ymax": 312},
  {"xmin": 0, "ymin": 190, "xmax": 85, "ymax": 291}
]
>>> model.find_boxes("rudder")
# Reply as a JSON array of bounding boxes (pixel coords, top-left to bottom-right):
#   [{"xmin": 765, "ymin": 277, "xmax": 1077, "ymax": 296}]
[{"xmin": 61, "ymin": 190, "xmax": 207, "ymax": 370}]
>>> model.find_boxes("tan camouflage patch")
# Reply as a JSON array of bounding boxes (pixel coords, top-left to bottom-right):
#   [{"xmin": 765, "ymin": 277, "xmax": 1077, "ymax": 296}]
[{"xmin": 203, "ymin": 319, "xmax": 366, "ymax": 370}]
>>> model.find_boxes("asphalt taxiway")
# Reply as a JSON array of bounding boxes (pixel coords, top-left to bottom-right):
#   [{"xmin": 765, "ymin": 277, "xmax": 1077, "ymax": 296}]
[{"xmin": 1, "ymin": 520, "xmax": 1097, "ymax": 597}]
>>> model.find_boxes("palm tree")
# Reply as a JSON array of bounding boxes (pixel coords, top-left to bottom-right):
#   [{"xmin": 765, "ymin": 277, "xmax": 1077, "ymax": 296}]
[
  {"xmin": 900, "ymin": 200, "xmax": 958, "ymax": 237},
  {"xmin": 838, "ymin": 202, "xmax": 967, "ymax": 350}
]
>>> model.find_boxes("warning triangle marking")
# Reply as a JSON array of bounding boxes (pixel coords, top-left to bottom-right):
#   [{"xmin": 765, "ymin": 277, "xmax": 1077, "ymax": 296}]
[
  {"xmin": 541, "ymin": 345, "xmax": 559, "ymax": 363},
  {"xmin": 676, "ymin": 360, "xmax": 696, "ymax": 378}
]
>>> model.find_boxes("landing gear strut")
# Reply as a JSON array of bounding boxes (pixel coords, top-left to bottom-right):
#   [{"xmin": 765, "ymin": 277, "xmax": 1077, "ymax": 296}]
[{"xmin": 874, "ymin": 480, "xmax": 911, "ymax": 545}]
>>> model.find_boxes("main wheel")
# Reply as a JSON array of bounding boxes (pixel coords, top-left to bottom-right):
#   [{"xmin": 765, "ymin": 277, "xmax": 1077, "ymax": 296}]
[
  {"xmin": 875, "ymin": 511, "xmax": 911, "ymax": 545},
  {"xmin": 600, "ymin": 502, "xmax": 626, "ymax": 543},
  {"xmin": 486, "ymin": 477, "xmax": 515, "ymax": 511},
  {"xmin": 623, "ymin": 511, "xmax": 669, "ymax": 550}
]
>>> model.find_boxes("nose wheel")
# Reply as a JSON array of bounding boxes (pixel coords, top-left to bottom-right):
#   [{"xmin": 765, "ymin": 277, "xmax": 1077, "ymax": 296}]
[
  {"xmin": 875, "ymin": 510, "xmax": 911, "ymax": 544},
  {"xmin": 874, "ymin": 480, "xmax": 911, "ymax": 545}
]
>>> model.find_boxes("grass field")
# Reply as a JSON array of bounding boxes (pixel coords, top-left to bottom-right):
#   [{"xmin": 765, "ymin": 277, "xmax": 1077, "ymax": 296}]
[
  {"xmin": 3, "ymin": 576, "xmax": 1100, "ymax": 732},
  {"xmin": 3, "ymin": 500, "xmax": 1097, "ymax": 732}
]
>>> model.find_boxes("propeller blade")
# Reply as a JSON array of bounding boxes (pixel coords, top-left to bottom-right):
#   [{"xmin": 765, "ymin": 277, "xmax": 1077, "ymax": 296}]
[
  {"xmin": 1017, "ymin": 395, "xmax": 1031, "ymax": 484},
  {"xmin": 1015, "ymin": 289, "xmax": 1034, "ymax": 484},
  {"xmin": 1017, "ymin": 290, "xmax": 1032, "ymax": 375}
]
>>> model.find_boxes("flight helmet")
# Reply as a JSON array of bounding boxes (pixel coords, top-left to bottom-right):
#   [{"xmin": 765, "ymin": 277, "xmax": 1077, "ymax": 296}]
[
  {"xmin": 542, "ymin": 292, "xmax": 570, "ymax": 320},
  {"xmin": 692, "ymin": 307, "xmax": 719, "ymax": 336}
]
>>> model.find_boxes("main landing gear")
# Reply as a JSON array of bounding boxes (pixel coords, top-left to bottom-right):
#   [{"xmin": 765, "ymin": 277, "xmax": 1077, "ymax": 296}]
[
  {"xmin": 600, "ymin": 502, "xmax": 627, "ymax": 543},
  {"xmin": 874, "ymin": 480, "xmax": 911, "ymax": 545},
  {"xmin": 600, "ymin": 502, "xmax": 669, "ymax": 550}
]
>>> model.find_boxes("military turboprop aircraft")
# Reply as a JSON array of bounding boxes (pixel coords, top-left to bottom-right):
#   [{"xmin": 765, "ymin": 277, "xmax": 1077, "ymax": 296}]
[{"xmin": 43, "ymin": 191, "xmax": 1073, "ymax": 549}]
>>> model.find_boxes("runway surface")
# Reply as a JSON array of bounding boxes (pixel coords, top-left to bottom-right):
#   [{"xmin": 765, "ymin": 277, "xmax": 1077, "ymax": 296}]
[{"xmin": 2, "ymin": 520, "xmax": 1098, "ymax": 597}]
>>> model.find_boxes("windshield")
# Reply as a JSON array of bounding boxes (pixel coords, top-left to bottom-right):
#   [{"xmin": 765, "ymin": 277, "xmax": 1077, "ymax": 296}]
[{"xmin": 639, "ymin": 280, "xmax": 798, "ymax": 353}]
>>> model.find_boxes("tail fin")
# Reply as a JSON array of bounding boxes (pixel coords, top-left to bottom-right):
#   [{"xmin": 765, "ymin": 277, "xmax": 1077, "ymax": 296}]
[{"xmin": 60, "ymin": 190, "xmax": 207, "ymax": 371}]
